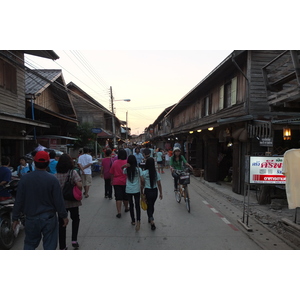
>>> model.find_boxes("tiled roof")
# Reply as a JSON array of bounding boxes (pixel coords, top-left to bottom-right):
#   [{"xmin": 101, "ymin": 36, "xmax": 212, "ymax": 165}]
[{"xmin": 25, "ymin": 69, "xmax": 62, "ymax": 95}]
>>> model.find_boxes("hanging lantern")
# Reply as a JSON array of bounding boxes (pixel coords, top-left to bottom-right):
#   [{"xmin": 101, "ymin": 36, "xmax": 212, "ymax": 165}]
[{"xmin": 283, "ymin": 126, "xmax": 292, "ymax": 140}]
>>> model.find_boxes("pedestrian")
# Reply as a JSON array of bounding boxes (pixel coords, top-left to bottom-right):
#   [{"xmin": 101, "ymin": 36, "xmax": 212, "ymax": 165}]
[
  {"xmin": 134, "ymin": 147, "xmax": 144, "ymax": 165},
  {"xmin": 110, "ymin": 148, "xmax": 129, "ymax": 218},
  {"xmin": 100, "ymin": 148, "xmax": 115, "ymax": 199},
  {"xmin": 16, "ymin": 156, "xmax": 32, "ymax": 177},
  {"xmin": 122, "ymin": 155, "xmax": 143, "ymax": 231},
  {"xmin": 164, "ymin": 150, "xmax": 170, "ymax": 169},
  {"xmin": 156, "ymin": 148, "xmax": 164, "ymax": 174},
  {"xmin": 170, "ymin": 147, "xmax": 193, "ymax": 191},
  {"xmin": 78, "ymin": 147, "xmax": 93, "ymax": 198},
  {"xmin": 56, "ymin": 153, "xmax": 83, "ymax": 250},
  {"xmin": 48, "ymin": 150, "xmax": 58, "ymax": 174},
  {"xmin": 0, "ymin": 156, "xmax": 12, "ymax": 201},
  {"xmin": 12, "ymin": 151, "xmax": 68, "ymax": 250},
  {"xmin": 141, "ymin": 157, "xmax": 163, "ymax": 230}
]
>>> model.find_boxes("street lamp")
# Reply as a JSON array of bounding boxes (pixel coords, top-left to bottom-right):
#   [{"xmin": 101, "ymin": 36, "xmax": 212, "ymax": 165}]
[{"xmin": 110, "ymin": 86, "xmax": 131, "ymax": 148}]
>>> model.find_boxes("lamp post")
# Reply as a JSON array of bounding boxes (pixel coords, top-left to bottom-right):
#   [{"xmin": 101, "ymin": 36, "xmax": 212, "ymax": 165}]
[{"xmin": 110, "ymin": 86, "xmax": 131, "ymax": 148}]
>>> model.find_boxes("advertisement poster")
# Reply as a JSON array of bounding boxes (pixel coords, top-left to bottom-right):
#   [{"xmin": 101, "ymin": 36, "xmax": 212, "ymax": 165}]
[{"xmin": 249, "ymin": 156, "xmax": 286, "ymax": 184}]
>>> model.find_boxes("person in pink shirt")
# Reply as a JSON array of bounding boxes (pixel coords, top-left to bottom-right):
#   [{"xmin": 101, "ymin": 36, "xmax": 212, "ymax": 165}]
[
  {"xmin": 110, "ymin": 149, "xmax": 129, "ymax": 218},
  {"xmin": 100, "ymin": 148, "xmax": 116, "ymax": 200}
]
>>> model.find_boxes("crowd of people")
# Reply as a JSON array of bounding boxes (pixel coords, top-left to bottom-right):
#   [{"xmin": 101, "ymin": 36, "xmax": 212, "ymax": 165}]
[{"xmin": 0, "ymin": 142, "xmax": 192, "ymax": 250}]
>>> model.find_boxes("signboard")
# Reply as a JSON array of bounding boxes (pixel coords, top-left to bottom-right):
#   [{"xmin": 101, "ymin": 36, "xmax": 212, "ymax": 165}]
[
  {"xmin": 92, "ymin": 128, "xmax": 102, "ymax": 134},
  {"xmin": 259, "ymin": 137, "xmax": 273, "ymax": 147},
  {"xmin": 246, "ymin": 156, "xmax": 286, "ymax": 184}
]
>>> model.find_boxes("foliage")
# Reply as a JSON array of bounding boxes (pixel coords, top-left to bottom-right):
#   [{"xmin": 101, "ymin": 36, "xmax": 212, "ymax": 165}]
[{"xmin": 73, "ymin": 122, "xmax": 96, "ymax": 149}]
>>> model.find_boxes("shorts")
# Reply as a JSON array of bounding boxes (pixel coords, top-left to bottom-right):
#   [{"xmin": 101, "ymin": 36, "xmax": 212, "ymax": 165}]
[
  {"xmin": 157, "ymin": 161, "xmax": 163, "ymax": 165},
  {"xmin": 81, "ymin": 174, "xmax": 92, "ymax": 186},
  {"xmin": 113, "ymin": 185, "xmax": 127, "ymax": 201}
]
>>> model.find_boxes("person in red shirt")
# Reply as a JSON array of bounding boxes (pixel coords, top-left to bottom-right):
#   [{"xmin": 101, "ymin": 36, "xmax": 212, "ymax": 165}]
[{"xmin": 110, "ymin": 149, "xmax": 129, "ymax": 218}]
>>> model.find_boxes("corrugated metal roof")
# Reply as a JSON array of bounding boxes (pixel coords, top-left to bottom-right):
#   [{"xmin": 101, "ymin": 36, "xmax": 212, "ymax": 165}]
[{"xmin": 25, "ymin": 69, "xmax": 62, "ymax": 95}]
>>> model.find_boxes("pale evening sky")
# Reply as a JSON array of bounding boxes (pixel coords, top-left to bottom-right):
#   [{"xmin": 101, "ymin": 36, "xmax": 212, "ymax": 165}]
[{"xmin": 25, "ymin": 50, "xmax": 233, "ymax": 135}]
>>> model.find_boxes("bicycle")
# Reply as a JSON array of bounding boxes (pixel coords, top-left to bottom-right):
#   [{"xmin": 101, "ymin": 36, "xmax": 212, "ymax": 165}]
[{"xmin": 174, "ymin": 169, "xmax": 191, "ymax": 213}]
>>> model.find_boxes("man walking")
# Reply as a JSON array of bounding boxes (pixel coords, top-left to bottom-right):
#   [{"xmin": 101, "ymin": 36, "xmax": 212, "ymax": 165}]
[
  {"xmin": 78, "ymin": 147, "xmax": 93, "ymax": 198},
  {"xmin": 12, "ymin": 151, "xmax": 68, "ymax": 250}
]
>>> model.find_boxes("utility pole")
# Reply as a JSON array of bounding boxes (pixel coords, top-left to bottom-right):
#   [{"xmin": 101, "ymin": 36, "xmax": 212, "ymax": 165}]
[{"xmin": 110, "ymin": 86, "xmax": 117, "ymax": 148}]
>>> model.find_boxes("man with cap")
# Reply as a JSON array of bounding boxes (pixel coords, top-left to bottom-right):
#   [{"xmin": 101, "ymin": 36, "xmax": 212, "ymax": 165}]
[{"xmin": 12, "ymin": 151, "xmax": 68, "ymax": 250}]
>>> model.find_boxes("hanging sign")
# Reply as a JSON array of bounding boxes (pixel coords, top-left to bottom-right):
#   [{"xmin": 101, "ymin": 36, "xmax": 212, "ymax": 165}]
[{"xmin": 92, "ymin": 128, "xmax": 102, "ymax": 134}]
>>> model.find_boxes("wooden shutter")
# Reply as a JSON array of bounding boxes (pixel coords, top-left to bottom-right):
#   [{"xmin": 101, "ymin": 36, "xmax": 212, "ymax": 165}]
[
  {"xmin": 231, "ymin": 77, "xmax": 237, "ymax": 106},
  {"xmin": 219, "ymin": 85, "xmax": 224, "ymax": 110}
]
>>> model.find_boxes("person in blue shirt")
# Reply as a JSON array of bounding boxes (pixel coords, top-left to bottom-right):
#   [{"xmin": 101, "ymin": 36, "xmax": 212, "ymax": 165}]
[
  {"xmin": 156, "ymin": 148, "xmax": 164, "ymax": 174},
  {"xmin": 0, "ymin": 156, "xmax": 12, "ymax": 200},
  {"xmin": 122, "ymin": 155, "xmax": 143, "ymax": 231},
  {"xmin": 48, "ymin": 150, "xmax": 58, "ymax": 174},
  {"xmin": 16, "ymin": 156, "xmax": 32, "ymax": 177},
  {"xmin": 133, "ymin": 147, "xmax": 144, "ymax": 165}
]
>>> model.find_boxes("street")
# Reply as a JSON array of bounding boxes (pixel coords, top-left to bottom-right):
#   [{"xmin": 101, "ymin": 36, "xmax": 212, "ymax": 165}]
[{"xmin": 10, "ymin": 169, "xmax": 293, "ymax": 250}]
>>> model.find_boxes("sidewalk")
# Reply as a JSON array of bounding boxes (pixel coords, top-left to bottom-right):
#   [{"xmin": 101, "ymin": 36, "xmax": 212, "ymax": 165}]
[{"xmin": 191, "ymin": 175, "xmax": 300, "ymax": 249}]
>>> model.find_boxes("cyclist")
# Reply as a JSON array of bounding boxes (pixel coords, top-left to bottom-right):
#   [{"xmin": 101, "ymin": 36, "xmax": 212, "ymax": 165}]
[{"xmin": 170, "ymin": 147, "xmax": 193, "ymax": 191}]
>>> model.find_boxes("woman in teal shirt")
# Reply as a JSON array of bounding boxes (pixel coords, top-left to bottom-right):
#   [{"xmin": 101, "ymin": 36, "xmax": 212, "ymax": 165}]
[
  {"xmin": 170, "ymin": 147, "xmax": 193, "ymax": 191},
  {"xmin": 122, "ymin": 155, "xmax": 143, "ymax": 231},
  {"xmin": 141, "ymin": 157, "xmax": 163, "ymax": 230}
]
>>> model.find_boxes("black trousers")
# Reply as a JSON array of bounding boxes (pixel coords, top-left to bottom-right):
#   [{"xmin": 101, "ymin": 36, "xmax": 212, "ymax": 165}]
[
  {"xmin": 104, "ymin": 178, "xmax": 112, "ymax": 198},
  {"xmin": 127, "ymin": 192, "xmax": 141, "ymax": 222},
  {"xmin": 144, "ymin": 187, "xmax": 158, "ymax": 222},
  {"xmin": 59, "ymin": 206, "xmax": 80, "ymax": 249}
]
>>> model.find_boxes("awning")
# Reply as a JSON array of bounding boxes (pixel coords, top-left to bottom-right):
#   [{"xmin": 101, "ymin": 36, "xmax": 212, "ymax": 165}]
[
  {"xmin": 37, "ymin": 135, "xmax": 78, "ymax": 140},
  {"xmin": 0, "ymin": 113, "xmax": 50, "ymax": 128}
]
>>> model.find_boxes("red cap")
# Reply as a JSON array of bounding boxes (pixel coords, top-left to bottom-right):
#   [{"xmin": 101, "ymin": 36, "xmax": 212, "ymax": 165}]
[{"xmin": 34, "ymin": 151, "xmax": 50, "ymax": 162}]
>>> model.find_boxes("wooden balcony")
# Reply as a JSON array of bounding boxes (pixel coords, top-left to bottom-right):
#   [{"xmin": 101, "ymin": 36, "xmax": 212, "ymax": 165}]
[{"xmin": 262, "ymin": 50, "xmax": 300, "ymax": 108}]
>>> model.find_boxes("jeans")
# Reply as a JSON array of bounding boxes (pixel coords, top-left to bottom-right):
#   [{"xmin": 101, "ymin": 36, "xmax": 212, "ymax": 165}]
[
  {"xmin": 24, "ymin": 211, "xmax": 58, "ymax": 250},
  {"xmin": 58, "ymin": 207, "xmax": 80, "ymax": 249},
  {"xmin": 127, "ymin": 192, "xmax": 141, "ymax": 222},
  {"xmin": 104, "ymin": 178, "xmax": 112, "ymax": 198},
  {"xmin": 144, "ymin": 188, "xmax": 158, "ymax": 222}
]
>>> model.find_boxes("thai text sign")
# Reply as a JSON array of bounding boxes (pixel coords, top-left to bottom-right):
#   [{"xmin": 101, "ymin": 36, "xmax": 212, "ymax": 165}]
[{"xmin": 249, "ymin": 156, "xmax": 286, "ymax": 184}]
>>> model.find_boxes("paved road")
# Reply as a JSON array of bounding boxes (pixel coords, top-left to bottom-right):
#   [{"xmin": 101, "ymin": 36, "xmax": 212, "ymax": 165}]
[{"xmin": 12, "ymin": 168, "xmax": 292, "ymax": 250}]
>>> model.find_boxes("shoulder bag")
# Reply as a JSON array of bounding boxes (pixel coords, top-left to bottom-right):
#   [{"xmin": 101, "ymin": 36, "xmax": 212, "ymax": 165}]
[{"xmin": 63, "ymin": 170, "xmax": 82, "ymax": 201}]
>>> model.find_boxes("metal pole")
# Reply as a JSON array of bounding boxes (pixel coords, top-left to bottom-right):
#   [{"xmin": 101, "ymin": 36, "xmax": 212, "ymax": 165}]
[
  {"xmin": 126, "ymin": 111, "xmax": 128, "ymax": 142},
  {"xmin": 110, "ymin": 86, "xmax": 116, "ymax": 148}
]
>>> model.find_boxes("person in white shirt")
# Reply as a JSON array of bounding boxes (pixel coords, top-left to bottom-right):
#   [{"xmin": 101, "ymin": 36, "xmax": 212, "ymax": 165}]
[{"xmin": 78, "ymin": 147, "xmax": 93, "ymax": 198}]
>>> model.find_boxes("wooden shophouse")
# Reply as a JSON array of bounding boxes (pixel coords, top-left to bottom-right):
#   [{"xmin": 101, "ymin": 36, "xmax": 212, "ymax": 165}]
[
  {"xmin": 150, "ymin": 50, "xmax": 300, "ymax": 195},
  {"xmin": 0, "ymin": 50, "xmax": 60, "ymax": 167}
]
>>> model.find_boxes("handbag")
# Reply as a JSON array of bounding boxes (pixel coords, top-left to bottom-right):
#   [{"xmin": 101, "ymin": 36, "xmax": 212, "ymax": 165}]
[
  {"xmin": 140, "ymin": 194, "xmax": 147, "ymax": 210},
  {"xmin": 63, "ymin": 170, "xmax": 82, "ymax": 201}
]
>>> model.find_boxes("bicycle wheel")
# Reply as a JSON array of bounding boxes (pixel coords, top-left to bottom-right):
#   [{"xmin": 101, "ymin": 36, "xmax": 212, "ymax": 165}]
[
  {"xmin": 175, "ymin": 189, "xmax": 181, "ymax": 203},
  {"xmin": 184, "ymin": 186, "xmax": 190, "ymax": 213}
]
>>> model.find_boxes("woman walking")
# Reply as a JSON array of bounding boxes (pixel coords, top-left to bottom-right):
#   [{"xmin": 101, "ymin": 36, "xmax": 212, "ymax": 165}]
[
  {"xmin": 110, "ymin": 148, "xmax": 129, "ymax": 218},
  {"xmin": 100, "ymin": 148, "xmax": 115, "ymax": 199},
  {"xmin": 122, "ymin": 155, "xmax": 143, "ymax": 231},
  {"xmin": 141, "ymin": 157, "xmax": 163, "ymax": 230},
  {"xmin": 56, "ymin": 154, "xmax": 82, "ymax": 250},
  {"xmin": 156, "ymin": 148, "xmax": 164, "ymax": 174}
]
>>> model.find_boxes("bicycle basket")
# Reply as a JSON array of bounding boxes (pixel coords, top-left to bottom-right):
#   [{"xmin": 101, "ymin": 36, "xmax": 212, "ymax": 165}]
[{"xmin": 179, "ymin": 173, "xmax": 190, "ymax": 184}]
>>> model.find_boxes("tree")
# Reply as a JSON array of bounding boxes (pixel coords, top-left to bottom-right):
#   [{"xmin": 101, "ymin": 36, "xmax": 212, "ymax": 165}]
[{"xmin": 73, "ymin": 122, "xmax": 95, "ymax": 149}]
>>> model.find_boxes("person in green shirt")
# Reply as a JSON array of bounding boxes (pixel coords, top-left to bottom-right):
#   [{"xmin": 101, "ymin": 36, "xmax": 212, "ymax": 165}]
[{"xmin": 170, "ymin": 147, "xmax": 193, "ymax": 191}]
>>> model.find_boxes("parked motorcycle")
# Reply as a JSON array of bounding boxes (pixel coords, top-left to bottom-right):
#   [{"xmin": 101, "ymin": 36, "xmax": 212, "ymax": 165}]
[{"xmin": 0, "ymin": 179, "xmax": 20, "ymax": 249}]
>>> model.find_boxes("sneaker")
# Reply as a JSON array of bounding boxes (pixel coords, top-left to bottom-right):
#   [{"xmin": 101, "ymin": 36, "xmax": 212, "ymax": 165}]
[
  {"xmin": 136, "ymin": 221, "xmax": 140, "ymax": 231},
  {"xmin": 72, "ymin": 241, "xmax": 79, "ymax": 249}
]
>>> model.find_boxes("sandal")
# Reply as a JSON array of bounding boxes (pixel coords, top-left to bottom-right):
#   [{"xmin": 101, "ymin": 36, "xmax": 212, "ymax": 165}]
[
  {"xmin": 131, "ymin": 221, "xmax": 136, "ymax": 225},
  {"xmin": 136, "ymin": 221, "xmax": 140, "ymax": 231},
  {"xmin": 116, "ymin": 213, "xmax": 121, "ymax": 218}
]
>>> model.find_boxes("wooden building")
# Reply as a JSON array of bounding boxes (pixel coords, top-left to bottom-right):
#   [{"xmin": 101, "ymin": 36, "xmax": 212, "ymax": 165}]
[
  {"xmin": 149, "ymin": 50, "xmax": 300, "ymax": 195},
  {"xmin": 25, "ymin": 69, "xmax": 78, "ymax": 152},
  {"xmin": 0, "ymin": 50, "xmax": 59, "ymax": 167}
]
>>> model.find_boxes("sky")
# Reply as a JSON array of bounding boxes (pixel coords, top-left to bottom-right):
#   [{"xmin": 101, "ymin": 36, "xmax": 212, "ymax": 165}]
[{"xmin": 25, "ymin": 50, "xmax": 233, "ymax": 135}]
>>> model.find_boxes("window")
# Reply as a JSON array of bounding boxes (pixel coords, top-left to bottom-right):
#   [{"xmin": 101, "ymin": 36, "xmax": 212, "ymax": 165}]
[
  {"xmin": 219, "ymin": 76, "xmax": 237, "ymax": 110},
  {"xmin": 0, "ymin": 58, "xmax": 17, "ymax": 93}
]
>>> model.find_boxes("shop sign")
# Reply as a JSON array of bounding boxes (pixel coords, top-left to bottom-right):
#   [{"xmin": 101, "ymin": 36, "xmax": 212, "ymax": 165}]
[
  {"xmin": 246, "ymin": 156, "xmax": 286, "ymax": 184},
  {"xmin": 259, "ymin": 137, "xmax": 273, "ymax": 147}
]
